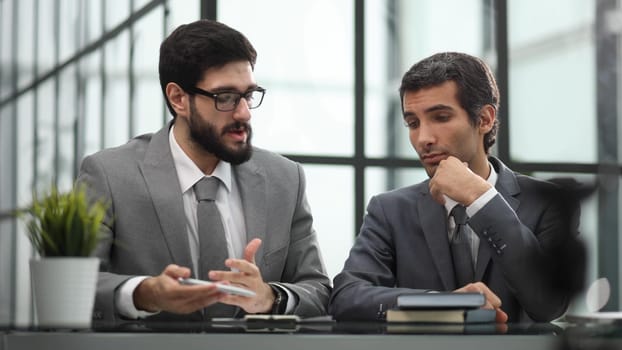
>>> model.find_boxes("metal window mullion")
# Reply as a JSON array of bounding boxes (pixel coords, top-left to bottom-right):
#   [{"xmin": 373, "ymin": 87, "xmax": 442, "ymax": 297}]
[
  {"xmin": 74, "ymin": 0, "xmax": 85, "ymax": 179},
  {"xmin": 354, "ymin": 0, "xmax": 365, "ymax": 236},
  {"xmin": 8, "ymin": 0, "xmax": 20, "ymax": 328},
  {"xmin": 596, "ymin": 0, "xmax": 620, "ymax": 311},
  {"xmin": 494, "ymin": 0, "xmax": 510, "ymax": 162},
  {"xmin": 162, "ymin": 0, "xmax": 169, "ymax": 125},
  {"xmin": 100, "ymin": 0, "xmax": 106, "ymax": 150},
  {"xmin": 128, "ymin": 0, "xmax": 135, "ymax": 139},
  {"xmin": 201, "ymin": 0, "xmax": 217, "ymax": 20},
  {"xmin": 385, "ymin": 0, "xmax": 399, "ymax": 191},
  {"xmin": 53, "ymin": 0, "xmax": 60, "ymax": 187}
]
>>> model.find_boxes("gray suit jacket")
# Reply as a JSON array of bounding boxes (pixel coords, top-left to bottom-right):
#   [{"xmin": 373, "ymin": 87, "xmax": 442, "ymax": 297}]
[
  {"xmin": 77, "ymin": 123, "xmax": 331, "ymax": 322},
  {"xmin": 329, "ymin": 157, "xmax": 578, "ymax": 323}
]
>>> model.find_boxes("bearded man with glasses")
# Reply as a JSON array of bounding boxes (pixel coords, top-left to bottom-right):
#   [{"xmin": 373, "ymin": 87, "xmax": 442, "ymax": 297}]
[{"xmin": 77, "ymin": 19, "xmax": 331, "ymax": 323}]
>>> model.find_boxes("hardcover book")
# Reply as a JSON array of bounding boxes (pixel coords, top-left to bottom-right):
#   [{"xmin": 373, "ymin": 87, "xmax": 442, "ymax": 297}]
[
  {"xmin": 396, "ymin": 292, "xmax": 486, "ymax": 309},
  {"xmin": 386, "ymin": 308, "xmax": 496, "ymax": 324}
]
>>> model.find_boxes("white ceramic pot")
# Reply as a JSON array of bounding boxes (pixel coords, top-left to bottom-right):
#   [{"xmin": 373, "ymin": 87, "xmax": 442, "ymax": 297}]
[{"xmin": 30, "ymin": 257, "xmax": 99, "ymax": 328}]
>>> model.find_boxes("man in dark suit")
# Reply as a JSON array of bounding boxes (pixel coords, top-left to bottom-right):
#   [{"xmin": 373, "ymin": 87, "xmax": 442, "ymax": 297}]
[
  {"xmin": 329, "ymin": 52, "xmax": 580, "ymax": 323},
  {"xmin": 78, "ymin": 20, "xmax": 330, "ymax": 322}
]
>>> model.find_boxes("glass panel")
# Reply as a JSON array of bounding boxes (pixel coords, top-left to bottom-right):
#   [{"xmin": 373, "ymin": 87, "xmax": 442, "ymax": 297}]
[
  {"xmin": 105, "ymin": 0, "xmax": 130, "ymax": 31},
  {"xmin": 508, "ymin": 0, "xmax": 595, "ymax": 163},
  {"xmin": 17, "ymin": 0, "xmax": 35, "ymax": 90},
  {"xmin": 167, "ymin": 0, "xmax": 199, "ymax": 32},
  {"xmin": 57, "ymin": 65, "xmax": 77, "ymax": 190},
  {"xmin": 16, "ymin": 93, "xmax": 35, "ymax": 326},
  {"xmin": 85, "ymin": 0, "xmax": 102, "ymax": 42},
  {"xmin": 219, "ymin": 0, "xmax": 354, "ymax": 156},
  {"xmin": 133, "ymin": 5, "xmax": 166, "ymax": 136},
  {"xmin": 0, "ymin": 0, "xmax": 15, "ymax": 100},
  {"xmin": 59, "ymin": 0, "xmax": 79, "ymax": 63},
  {"xmin": 36, "ymin": 80, "xmax": 56, "ymax": 190},
  {"xmin": 83, "ymin": 51, "xmax": 102, "ymax": 157},
  {"xmin": 104, "ymin": 32, "xmax": 130, "ymax": 147},
  {"xmin": 365, "ymin": 167, "xmax": 428, "ymax": 208},
  {"xmin": 36, "ymin": 0, "xmax": 55, "ymax": 75},
  {"xmin": 303, "ymin": 165, "xmax": 354, "ymax": 280},
  {"xmin": 0, "ymin": 102, "xmax": 15, "ymax": 326},
  {"xmin": 366, "ymin": 0, "xmax": 490, "ymax": 158}
]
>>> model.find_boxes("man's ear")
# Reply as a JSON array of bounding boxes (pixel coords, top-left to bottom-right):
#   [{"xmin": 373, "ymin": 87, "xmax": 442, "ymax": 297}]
[
  {"xmin": 478, "ymin": 104, "xmax": 496, "ymax": 134},
  {"xmin": 166, "ymin": 83, "xmax": 189, "ymax": 118}
]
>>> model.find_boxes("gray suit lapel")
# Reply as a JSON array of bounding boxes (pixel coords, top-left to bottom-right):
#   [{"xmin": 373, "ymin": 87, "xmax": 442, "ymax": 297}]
[
  {"xmin": 233, "ymin": 155, "xmax": 268, "ymax": 267},
  {"xmin": 139, "ymin": 124, "xmax": 193, "ymax": 272},
  {"xmin": 418, "ymin": 188, "xmax": 456, "ymax": 290},
  {"xmin": 474, "ymin": 157, "xmax": 520, "ymax": 280}
]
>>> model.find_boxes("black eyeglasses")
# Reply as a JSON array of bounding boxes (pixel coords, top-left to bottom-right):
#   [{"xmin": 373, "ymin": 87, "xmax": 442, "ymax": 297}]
[{"xmin": 186, "ymin": 86, "xmax": 266, "ymax": 112}]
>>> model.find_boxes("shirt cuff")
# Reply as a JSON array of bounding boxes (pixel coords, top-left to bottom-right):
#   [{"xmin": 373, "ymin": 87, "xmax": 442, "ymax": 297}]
[
  {"xmin": 114, "ymin": 276, "xmax": 160, "ymax": 319},
  {"xmin": 466, "ymin": 187, "xmax": 498, "ymax": 217}
]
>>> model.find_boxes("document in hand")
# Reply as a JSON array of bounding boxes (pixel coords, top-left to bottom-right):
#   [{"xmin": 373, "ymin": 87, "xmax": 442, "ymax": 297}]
[{"xmin": 387, "ymin": 292, "xmax": 496, "ymax": 324}]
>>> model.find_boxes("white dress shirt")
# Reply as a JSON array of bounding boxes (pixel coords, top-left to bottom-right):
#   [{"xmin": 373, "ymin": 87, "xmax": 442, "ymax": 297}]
[
  {"xmin": 443, "ymin": 162, "xmax": 499, "ymax": 269},
  {"xmin": 115, "ymin": 126, "xmax": 294, "ymax": 319}
]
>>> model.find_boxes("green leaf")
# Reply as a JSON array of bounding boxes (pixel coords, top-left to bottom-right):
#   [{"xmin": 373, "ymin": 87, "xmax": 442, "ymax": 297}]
[{"xmin": 18, "ymin": 184, "xmax": 108, "ymax": 257}]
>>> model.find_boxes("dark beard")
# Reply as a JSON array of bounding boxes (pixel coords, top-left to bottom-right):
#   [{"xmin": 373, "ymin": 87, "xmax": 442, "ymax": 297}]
[{"xmin": 187, "ymin": 100, "xmax": 253, "ymax": 165}]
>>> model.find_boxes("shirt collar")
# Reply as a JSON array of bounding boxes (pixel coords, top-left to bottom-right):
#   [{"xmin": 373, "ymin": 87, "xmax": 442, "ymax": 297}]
[
  {"xmin": 443, "ymin": 161, "xmax": 498, "ymax": 214},
  {"xmin": 169, "ymin": 125, "xmax": 232, "ymax": 194}
]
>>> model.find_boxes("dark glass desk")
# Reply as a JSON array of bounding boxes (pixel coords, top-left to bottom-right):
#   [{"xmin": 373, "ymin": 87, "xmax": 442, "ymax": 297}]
[{"xmin": 2, "ymin": 320, "xmax": 620, "ymax": 350}]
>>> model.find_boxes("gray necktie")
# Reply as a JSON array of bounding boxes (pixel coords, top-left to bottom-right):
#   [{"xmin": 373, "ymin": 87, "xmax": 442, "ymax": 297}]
[
  {"xmin": 194, "ymin": 177, "xmax": 228, "ymax": 279},
  {"xmin": 450, "ymin": 205, "xmax": 474, "ymax": 288},
  {"xmin": 194, "ymin": 176, "xmax": 237, "ymax": 318}
]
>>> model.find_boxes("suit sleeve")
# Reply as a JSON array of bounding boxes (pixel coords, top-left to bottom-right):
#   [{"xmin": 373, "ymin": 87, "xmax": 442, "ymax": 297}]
[
  {"xmin": 276, "ymin": 163, "xmax": 332, "ymax": 317},
  {"xmin": 468, "ymin": 192, "xmax": 578, "ymax": 322},
  {"xmin": 76, "ymin": 154, "xmax": 133, "ymax": 322},
  {"xmin": 328, "ymin": 196, "xmax": 428, "ymax": 321}
]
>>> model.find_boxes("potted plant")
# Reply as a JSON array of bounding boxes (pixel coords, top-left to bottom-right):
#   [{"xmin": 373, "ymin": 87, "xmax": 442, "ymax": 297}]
[{"xmin": 19, "ymin": 184, "xmax": 106, "ymax": 328}]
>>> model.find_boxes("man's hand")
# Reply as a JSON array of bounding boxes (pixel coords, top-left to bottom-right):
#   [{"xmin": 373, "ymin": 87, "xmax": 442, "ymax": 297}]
[
  {"xmin": 133, "ymin": 264, "xmax": 225, "ymax": 314},
  {"xmin": 429, "ymin": 156, "xmax": 491, "ymax": 205},
  {"xmin": 455, "ymin": 282, "xmax": 509, "ymax": 323},
  {"xmin": 209, "ymin": 238, "xmax": 276, "ymax": 314}
]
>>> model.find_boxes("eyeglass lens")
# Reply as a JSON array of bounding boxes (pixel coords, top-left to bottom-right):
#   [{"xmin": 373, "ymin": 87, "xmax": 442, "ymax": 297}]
[{"xmin": 216, "ymin": 90, "xmax": 263, "ymax": 111}]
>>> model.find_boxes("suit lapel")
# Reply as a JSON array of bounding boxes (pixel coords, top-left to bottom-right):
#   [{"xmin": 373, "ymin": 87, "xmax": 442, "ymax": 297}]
[
  {"xmin": 474, "ymin": 157, "xmax": 520, "ymax": 281},
  {"xmin": 418, "ymin": 187, "xmax": 456, "ymax": 290},
  {"xmin": 233, "ymin": 156, "xmax": 268, "ymax": 267},
  {"xmin": 139, "ymin": 123, "xmax": 193, "ymax": 271}
]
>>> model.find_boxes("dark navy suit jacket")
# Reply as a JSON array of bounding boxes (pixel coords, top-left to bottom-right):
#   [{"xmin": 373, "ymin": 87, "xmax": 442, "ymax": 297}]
[{"xmin": 329, "ymin": 157, "xmax": 579, "ymax": 322}]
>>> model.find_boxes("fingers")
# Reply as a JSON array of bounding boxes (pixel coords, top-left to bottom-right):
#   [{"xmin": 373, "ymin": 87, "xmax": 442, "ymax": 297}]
[
  {"xmin": 429, "ymin": 157, "xmax": 490, "ymax": 205},
  {"xmin": 134, "ymin": 264, "xmax": 225, "ymax": 314},
  {"xmin": 455, "ymin": 282, "xmax": 503, "ymax": 311},
  {"xmin": 243, "ymin": 238, "xmax": 262, "ymax": 263},
  {"xmin": 495, "ymin": 308, "xmax": 509, "ymax": 323},
  {"xmin": 162, "ymin": 264, "xmax": 192, "ymax": 279}
]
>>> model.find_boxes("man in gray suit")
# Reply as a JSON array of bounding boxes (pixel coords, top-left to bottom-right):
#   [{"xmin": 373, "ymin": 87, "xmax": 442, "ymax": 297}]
[
  {"xmin": 78, "ymin": 20, "xmax": 330, "ymax": 322},
  {"xmin": 329, "ymin": 52, "xmax": 580, "ymax": 323}
]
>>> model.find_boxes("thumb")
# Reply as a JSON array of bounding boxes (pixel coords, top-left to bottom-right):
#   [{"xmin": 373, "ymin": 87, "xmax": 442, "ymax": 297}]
[{"xmin": 243, "ymin": 238, "xmax": 262, "ymax": 264}]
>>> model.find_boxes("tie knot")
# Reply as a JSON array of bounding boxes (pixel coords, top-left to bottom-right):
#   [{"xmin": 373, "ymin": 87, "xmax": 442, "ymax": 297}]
[
  {"xmin": 450, "ymin": 205, "xmax": 468, "ymax": 225},
  {"xmin": 194, "ymin": 176, "xmax": 220, "ymax": 201}
]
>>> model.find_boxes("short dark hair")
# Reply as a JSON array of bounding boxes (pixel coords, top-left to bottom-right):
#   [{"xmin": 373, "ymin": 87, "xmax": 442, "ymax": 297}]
[
  {"xmin": 159, "ymin": 20, "xmax": 257, "ymax": 117},
  {"xmin": 399, "ymin": 52, "xmax": 500, "ymax": 154}
]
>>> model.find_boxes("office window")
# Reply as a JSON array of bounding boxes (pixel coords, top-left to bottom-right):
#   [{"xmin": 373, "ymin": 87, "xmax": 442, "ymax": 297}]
[
  {"xmin": 219, "ymin": 0, "xmax": 355, "ymax": 157},
  {"xmin": 508, "ymin": 0, "xmax": 596, "ymax": 163}
]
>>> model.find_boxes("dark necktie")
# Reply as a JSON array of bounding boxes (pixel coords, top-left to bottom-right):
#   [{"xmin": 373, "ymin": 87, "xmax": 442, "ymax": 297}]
[
  {"xmin": 194, "ymin": 177, "xmax": 228, "ymax": 280},
  {"xmin": 450, "ymin": 205, "xmax": 474, "ymax": 288}
]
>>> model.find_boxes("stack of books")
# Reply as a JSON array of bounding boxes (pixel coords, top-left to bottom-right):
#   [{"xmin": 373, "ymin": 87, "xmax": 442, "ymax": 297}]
[{"xmin": 386, "ymin": 292, "xmax": 496, "ymax": 324}]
